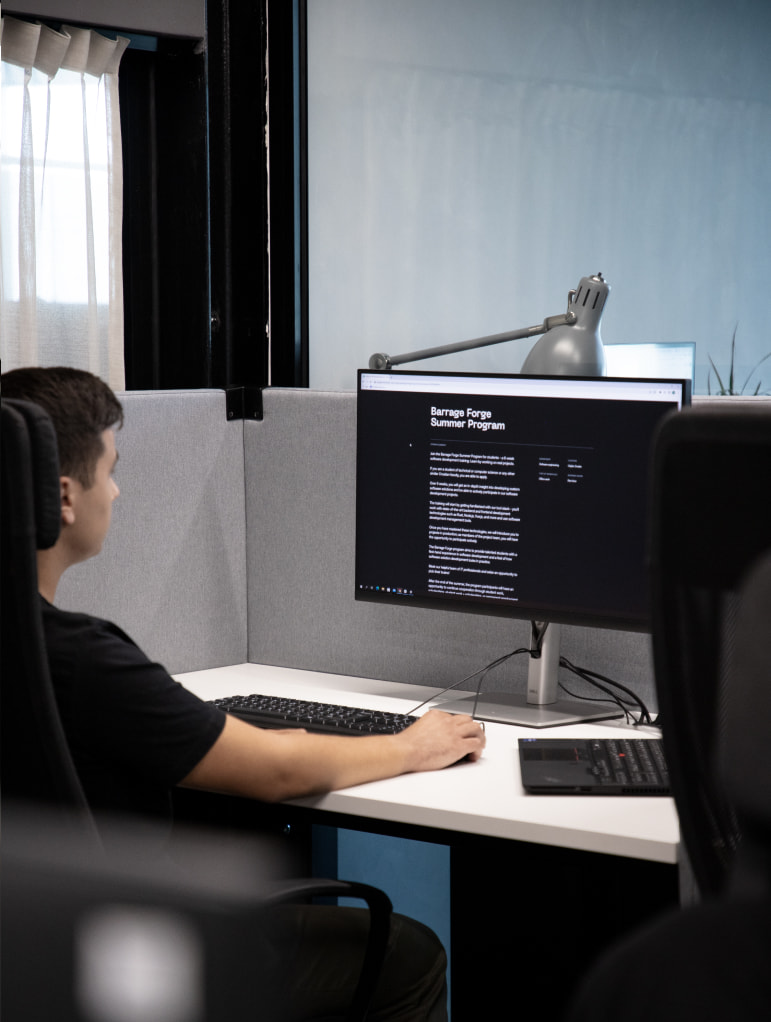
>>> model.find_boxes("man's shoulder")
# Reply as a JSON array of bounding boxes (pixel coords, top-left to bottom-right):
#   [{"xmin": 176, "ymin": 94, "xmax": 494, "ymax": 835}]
[
  {"xmin": 40, "ymin": 596, "xmax": 141, "ymax": 663},
  {"xmin": 39, "ymin": 596, "xmax": 192, "ymax": 716}
]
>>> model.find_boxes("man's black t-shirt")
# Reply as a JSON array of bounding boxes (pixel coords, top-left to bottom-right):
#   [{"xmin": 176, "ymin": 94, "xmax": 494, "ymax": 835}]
[{"xmin": 40, "ymin": 597, "xmax": 227, "ymax": 823}]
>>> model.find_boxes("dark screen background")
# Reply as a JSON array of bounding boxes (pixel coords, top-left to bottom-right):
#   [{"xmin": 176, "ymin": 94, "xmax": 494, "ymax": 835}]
[{"xmin": 355, "ymin": 380, "xmax": 679, "ymax": 629}]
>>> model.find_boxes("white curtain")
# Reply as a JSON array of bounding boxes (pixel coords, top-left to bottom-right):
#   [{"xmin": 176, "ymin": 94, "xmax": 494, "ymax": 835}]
[{"xmin": 1, "ymin": 16, "xmax": 129, "ymax": 389}]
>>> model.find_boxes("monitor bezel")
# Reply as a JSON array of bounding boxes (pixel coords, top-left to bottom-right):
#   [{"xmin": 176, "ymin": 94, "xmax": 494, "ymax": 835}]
[{"xmin": 354, "ymin": 368, "xmax": 691, "ymax": 634}]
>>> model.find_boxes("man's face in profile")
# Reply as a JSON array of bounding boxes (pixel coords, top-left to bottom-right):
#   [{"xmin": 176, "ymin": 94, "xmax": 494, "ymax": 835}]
[{"xmin": 65, "ymin": 428, "xmax": 120, "ymax": 563}]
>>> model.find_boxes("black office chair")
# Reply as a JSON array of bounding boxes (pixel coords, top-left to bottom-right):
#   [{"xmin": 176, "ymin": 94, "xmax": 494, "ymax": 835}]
[
  {"xmin": 648, "ymin": 402, "xmax": 771, "ymax": 899},
  {"xmin": 720, "ymin": 548, "xmax": 771, "ymax": 900},
  {"xmin": 566, "ymin": 548, "xmax": 771, "ymax": 1022},
  {"xmin": 565, "ymin": 403, "xmax": 771, "ymax": 1021},
  {"xmin": 1, "ymin": 398, "xmax": 98, "ymax": 839},
  {"xmin": 3, "ymin": 801, "xmax": 396, "ymax": 1022},
  {"xmin": 1, "ymin": 397, "xmax": 395, "ymax": 1022}
]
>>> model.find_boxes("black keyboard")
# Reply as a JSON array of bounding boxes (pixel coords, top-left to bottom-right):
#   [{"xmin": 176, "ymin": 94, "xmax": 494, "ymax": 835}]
[
  {"xmin": 209, "ymin": 693, "xmax": 418, "ymax": 736},
  {"xmin": 590, "ymin": 738, "xmax": 669, "ymax": 787},
  {"xmin": 519, "ymin": 737, "xmax": 670, "ymax": 795}
]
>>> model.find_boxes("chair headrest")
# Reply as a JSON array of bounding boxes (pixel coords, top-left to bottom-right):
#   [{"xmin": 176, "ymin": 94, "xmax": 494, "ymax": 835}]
[
  {"xmin": 652, "ymin": 403, "xmax": 771, "ymax": 590},
  {"xmin": 722, "ymin": 551, "xmax": 771, "ymax": 830},
  {"xmin": 2, "ymin": 398, "xmax": 61, "ymax": 550}
]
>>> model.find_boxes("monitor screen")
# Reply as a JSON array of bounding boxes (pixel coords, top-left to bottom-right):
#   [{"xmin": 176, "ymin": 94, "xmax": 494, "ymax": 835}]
[
  {"xmin": 604, "ymin": 342, "xmax": 695, "ymax": 382},
  {"xmin": 355, "ymin": 371, "xmax": 690, "ymax": 634}
]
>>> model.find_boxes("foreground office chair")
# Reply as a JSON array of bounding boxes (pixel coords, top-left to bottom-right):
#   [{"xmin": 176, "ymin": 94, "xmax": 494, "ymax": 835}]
[
  {"xmin": 5, "ymin": 807, "xmax": 395, "ymax": 1022},
  {"xmin": 567, "ymin": 549, "xmax": 771, "ymax": 1021},
  {"xmin": 1, "ymin": 398, "xmax": 394, "ymax": 1022},
  {"xmin": 721, "ymin": 549, "xmax": 771, "ymax": 900},
  {"xmin": 1, "ymin": 398, "xmax": 98, "ymax": 839},
  {"xmin": 649, "ymin": 402, "xmax": 771, "ymax": 898}
]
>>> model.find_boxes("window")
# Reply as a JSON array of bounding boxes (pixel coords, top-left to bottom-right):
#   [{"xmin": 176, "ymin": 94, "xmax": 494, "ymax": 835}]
[{"xmin": 1, "ymin": 17, "xmax": 127, "ymax": 387}]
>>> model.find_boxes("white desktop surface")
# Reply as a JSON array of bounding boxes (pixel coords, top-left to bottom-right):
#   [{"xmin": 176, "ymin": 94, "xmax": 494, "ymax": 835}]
[{"xmin": 177, "ymin": 662, "xmax": 680, "ymax": 865}]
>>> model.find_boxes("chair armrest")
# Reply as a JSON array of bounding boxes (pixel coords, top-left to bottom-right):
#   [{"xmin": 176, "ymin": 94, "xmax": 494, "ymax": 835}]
[{"xmin": 264, "ymin": 877, "xmax": 393, "ymax": 1022}]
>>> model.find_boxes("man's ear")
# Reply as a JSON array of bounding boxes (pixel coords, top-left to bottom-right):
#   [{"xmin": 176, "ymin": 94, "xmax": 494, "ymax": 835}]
[{"xmin": 60, "ymin": 476, "xmax": 77, "ymax": 526}]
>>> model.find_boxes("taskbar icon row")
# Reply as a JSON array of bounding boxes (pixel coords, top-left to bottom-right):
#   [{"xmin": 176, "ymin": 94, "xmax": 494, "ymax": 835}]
[{"xmin": 358, "ymin": 584, "xmax": 414, "ymax": 596}]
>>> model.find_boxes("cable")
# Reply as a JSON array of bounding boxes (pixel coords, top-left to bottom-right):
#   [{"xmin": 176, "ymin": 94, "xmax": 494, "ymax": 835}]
[
  {"xmin": 407, "ymin": 647, "xmax": 531, "ymax": 715},
  {"xmin": 564, "ymin": 661, "xmax": 653, "ymax": 724},
  {"xmin": 558, "ymin": 656, "xmax": 656, "ymax": 726},
  {"xmin": 409, "ymin": 647, "xmax": 655, "ymax": 727},
  {"xmin": 469, "ymin": 648, "xmax": 529, "ymax": 721},
  {"xmin": 558, "ymin": 677, "xmax": 633, "ymax": 724}
]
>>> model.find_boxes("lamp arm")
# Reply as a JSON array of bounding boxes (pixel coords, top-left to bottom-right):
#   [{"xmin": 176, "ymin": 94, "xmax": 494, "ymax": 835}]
[{"xmin": 368, "ymin": 307, "xmax": 577, "ymax": 372}]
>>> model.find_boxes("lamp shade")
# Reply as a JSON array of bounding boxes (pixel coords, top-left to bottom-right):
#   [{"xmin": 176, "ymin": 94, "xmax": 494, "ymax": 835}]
[{"xmin": 521, "ymin": 273, "xmax": 609, "ymax": 376}]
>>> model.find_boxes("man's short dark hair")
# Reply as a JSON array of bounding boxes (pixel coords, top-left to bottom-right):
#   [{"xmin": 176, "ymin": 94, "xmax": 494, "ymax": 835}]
[{"xmin": 2, "ymin": 367, "xmax": 124, "ymax": 488}]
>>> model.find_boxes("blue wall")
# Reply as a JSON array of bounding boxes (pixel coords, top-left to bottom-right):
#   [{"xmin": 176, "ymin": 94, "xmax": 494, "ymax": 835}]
[
  {"xmin": 307, "ymin": 0, "xmax": 771, "ymax": 394},
  {"xmin": 314, "ymin": 827, "xmax": 453, "ymax": 1007}
]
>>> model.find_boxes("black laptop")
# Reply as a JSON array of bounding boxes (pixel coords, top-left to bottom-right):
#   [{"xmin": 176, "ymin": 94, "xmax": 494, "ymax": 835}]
[{"xmin": 518, "ymin": 737, "xmax": 670, "ymax": 796}]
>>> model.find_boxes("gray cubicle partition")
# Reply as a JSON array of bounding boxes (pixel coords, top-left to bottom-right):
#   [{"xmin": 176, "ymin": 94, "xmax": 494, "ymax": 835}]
[
  {"xmin": 245, "ymin": 388, "xmax": 657, "ymax": 709},
  {"xmin": 59, "ymin": 387, "xmax": 766, "ymax": 711},
  {"xmin": 56, "ymin": 390, "xmax": 248, "ymax": 675}
]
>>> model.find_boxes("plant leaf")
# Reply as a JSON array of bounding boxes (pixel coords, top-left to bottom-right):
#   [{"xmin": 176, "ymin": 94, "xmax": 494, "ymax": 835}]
[
  {"xmin": 708, "ymin": 355, "xmax": 727, "ymax": 395},
  {"xmin": 740, "ymin": 350, "xmax": 771, "ymax": 395}
]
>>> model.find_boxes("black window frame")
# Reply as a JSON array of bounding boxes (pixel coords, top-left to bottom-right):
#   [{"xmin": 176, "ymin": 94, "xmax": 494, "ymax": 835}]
[
  {"xmin": 4, "ymin": 0, "xmax": 308, "ymax": 392},
  {"xmin": 122, "ymin": 0, "xmax": 308, "ymax": 392}
]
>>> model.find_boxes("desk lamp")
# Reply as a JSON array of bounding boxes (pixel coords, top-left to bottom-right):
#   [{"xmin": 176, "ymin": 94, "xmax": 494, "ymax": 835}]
[
  {"xmin": 367, "ymin": 273, "xmax": 616, "ymax": 726},
  {"xmin": 368, "ymin": 272, "xmax": 609, "ymax": 376},
  {"xmin": 520, "ymin": 273, "xmax": 608, "ymax": 376}
]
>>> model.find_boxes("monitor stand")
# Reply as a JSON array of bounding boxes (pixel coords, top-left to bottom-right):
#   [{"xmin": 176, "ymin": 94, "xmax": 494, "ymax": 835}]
[{"xmin": 435, "ymin": 622, "xmax": 624, "ymax": 728}]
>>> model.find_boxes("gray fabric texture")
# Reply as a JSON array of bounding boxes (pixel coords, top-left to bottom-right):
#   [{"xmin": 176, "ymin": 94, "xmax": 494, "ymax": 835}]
[
  {"xmin": 245, "ymin": 388, "xmax": 657, "ymax": 708},
  {"xmin": 56, "ymin": 390, "xmax": 247, "ymax": 675},
  {"xmin": 56, "ymin": 388, "xmax": 770, "ymax": 705}
]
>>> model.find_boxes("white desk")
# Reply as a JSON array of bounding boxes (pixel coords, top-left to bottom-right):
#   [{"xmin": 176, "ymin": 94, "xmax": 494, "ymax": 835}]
[{"xmin": 177, "ymin": 662, "xmax": 679, "ymax": 865}]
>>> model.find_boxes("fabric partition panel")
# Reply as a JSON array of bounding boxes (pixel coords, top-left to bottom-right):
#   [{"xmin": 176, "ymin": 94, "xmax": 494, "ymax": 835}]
[
  {"xmin": 245, "ymin": 388, "xmax": 658, "ymax": 710},
  {"xmin": 55, "ymin": 388, "xmax": 769, "ymax": 705},
  {"xmin": 55, "ymin": 390, "xmax": 248, "ymax": 675}
]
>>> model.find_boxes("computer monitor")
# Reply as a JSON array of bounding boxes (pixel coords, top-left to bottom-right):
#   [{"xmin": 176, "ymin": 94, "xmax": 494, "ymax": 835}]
[
  {"xmin": 604, "ymin": 342, "xmax": 695, "ymax": 383},
  {"xmin": 355, "ymin": 370, "xmax": 691, "ymax": 726}
]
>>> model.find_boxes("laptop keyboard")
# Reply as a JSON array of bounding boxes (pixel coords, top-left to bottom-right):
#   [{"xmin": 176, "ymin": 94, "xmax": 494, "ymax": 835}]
[
  {"xmin": 589, "ymin": 738, "xmax": 669, "ymax": 786},
  {"xmin": 209, "ymin": 693, "xmax": 418, "ymax": 736}
]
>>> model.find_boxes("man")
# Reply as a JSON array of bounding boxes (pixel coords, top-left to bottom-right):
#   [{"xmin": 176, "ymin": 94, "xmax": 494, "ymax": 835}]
[{"xmin": 2, "ymin": 366, "xmax": 486, "ymax": 1020}]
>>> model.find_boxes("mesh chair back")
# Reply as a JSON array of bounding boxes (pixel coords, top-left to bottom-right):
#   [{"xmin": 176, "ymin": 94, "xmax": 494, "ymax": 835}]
[
  {"xmin": 650, "ymin": 403, "xmax": 771, "ymax": 898},
  {"xmin": 719, "ymin": 551, "xmax": 768, "ymax": 870}
]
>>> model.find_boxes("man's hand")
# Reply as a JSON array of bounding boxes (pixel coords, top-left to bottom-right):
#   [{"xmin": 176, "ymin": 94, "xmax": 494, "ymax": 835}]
[{"xmin": 392, "ymin": 709, "xmax": 486, "ymax": 772}]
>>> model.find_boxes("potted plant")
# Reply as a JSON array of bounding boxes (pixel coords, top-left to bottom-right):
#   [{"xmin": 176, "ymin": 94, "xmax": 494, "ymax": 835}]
[{"xmin": 708, "ymin": 327, "xmax": 771, "ymax": 395}]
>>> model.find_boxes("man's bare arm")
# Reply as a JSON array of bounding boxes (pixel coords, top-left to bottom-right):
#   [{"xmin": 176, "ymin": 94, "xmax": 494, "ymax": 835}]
[{"xmin": 180, "ymin": 709, "xmax": 486, "ymax": 802}]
